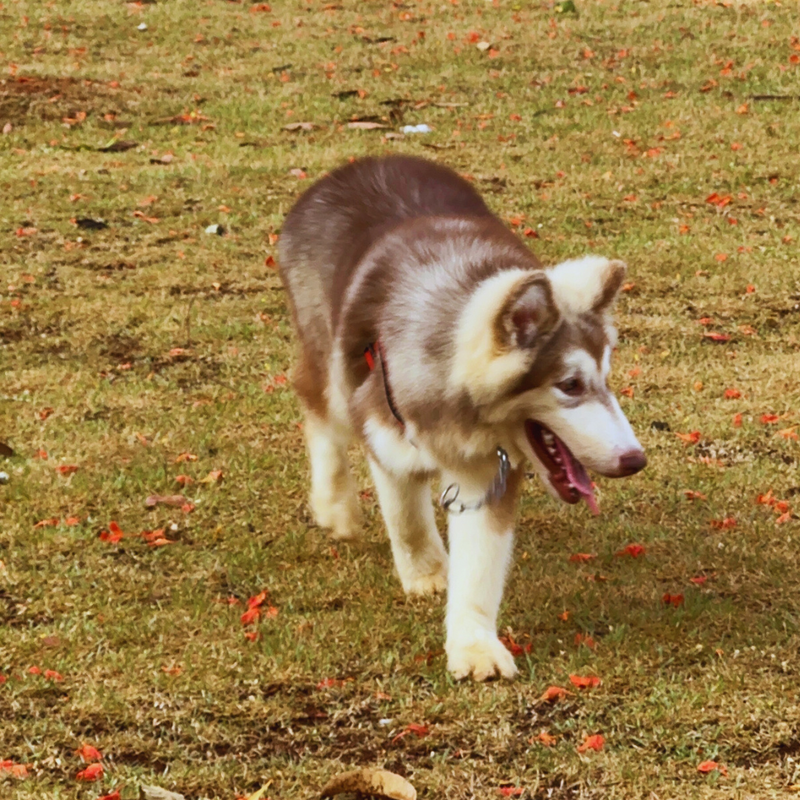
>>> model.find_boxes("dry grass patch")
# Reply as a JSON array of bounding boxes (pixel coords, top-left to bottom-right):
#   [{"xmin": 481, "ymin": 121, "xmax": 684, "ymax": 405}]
[{"xmin": 2, "ymin": 1, "xmax": 800, "ymax": 798}]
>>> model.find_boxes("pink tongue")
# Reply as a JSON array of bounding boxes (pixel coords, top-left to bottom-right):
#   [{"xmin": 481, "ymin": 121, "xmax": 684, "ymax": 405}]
[{"xmin": 556, "ymin": 438, "xmax": 600, "ymax": 516}]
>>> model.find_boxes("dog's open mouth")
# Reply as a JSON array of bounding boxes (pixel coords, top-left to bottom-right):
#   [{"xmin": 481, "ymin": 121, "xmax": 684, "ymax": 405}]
[{"xmin": 525, "ymin": 420, "xmax": 599, "ymax": 515}]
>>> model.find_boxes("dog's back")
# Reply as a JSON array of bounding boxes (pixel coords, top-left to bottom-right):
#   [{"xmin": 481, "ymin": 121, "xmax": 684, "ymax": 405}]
[{"xmin": 278, "ymin": 156, "xmax": 492, "ymax": 411}]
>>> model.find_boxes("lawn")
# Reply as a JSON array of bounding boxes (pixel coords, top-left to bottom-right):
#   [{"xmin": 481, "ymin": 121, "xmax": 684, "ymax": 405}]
[{"xmin": 1, "ymin": 1, "xmax": 800, "ymax": 798}]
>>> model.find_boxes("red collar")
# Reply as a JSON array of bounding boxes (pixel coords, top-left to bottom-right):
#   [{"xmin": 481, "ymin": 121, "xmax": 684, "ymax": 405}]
[{"xmin": 364, "ymin": 341, "xmax": 405, "ymax": 429}]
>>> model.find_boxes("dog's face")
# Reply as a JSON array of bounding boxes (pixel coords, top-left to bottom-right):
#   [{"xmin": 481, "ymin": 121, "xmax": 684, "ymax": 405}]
[{"xmin": 450, "ymin": 256, "xmax": 645, "ymax": 514}]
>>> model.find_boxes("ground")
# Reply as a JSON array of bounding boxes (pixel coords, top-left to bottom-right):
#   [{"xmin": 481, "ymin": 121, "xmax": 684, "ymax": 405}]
[{"xmin": 1, "ymin": 1, "xmax": 800, "ymax": 798}]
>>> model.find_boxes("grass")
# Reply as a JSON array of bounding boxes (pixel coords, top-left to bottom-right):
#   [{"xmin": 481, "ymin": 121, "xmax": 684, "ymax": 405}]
[{"xmin": 1, "ymin": 0, "xmax": 800, "ymax": 797}]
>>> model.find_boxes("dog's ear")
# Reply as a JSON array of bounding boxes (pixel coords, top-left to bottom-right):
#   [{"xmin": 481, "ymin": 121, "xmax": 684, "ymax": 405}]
[
  {"xmin": 592, "ymin": 259, "xmax": 627, "ymax": 312},
  {"xmin": 502, "ymin": 274, "xmax": 560, "ymax": 349}
]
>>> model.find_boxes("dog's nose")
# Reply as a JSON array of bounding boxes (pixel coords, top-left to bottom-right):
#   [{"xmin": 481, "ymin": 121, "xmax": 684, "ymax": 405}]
[{"xmin": 618, "ymin": 449, "xmax": 647, "ymax": 476}]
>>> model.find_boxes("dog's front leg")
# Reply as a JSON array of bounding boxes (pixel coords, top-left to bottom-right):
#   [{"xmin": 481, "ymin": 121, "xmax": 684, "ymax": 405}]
[
  {"xmin": 368, "ymin": 458, "xmax": 449, "ymax": 597},
  {"xmin": 444, "ymin": 467, "xmax": 522, "ymax": 681}
]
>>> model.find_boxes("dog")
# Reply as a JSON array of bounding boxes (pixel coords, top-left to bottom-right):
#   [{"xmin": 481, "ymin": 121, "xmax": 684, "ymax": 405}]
[{"xmin": 278, "ymin": 155, "xmax": 646, "ymax": 681}]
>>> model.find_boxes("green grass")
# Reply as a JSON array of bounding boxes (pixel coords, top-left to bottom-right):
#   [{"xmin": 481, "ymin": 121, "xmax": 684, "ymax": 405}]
[{"xmin": 1, "ymin": 0, "xmax": 800, "ymax": 798}]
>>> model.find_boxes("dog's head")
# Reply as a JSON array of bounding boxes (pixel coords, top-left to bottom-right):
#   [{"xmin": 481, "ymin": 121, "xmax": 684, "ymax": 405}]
[{"xmin": 449, "ymin": 255, "xmax": 645, "ymax": 514}]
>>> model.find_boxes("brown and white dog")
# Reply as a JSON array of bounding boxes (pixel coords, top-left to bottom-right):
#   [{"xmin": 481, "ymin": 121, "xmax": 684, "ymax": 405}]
[{"xmin": 278, "ymin": 155, "xmax": 646, "ymax": 681}]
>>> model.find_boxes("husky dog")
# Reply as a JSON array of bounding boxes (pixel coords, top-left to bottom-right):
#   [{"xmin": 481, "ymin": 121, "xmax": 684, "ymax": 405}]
[{"xmin": 278, "ymin": 156, "xmax": 646, "ymax": 681}]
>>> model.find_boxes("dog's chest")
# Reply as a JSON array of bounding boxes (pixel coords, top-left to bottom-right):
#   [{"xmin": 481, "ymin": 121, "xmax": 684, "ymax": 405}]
[{"xmin": 363, "ymin": 417, "xmax": 438, "ymax": 476}]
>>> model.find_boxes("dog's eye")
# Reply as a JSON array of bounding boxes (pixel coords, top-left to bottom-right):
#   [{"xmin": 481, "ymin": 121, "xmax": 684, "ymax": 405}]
[{"xmin": 556, "ymin": 377, "xmax": 585, "ymax": 397}]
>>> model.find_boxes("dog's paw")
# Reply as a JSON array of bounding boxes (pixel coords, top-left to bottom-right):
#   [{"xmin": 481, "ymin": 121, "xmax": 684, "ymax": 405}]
[
  {"xmin": 311, "ymin": 495, "xmax": 363, "ymax": 540},
  {"xmin": 446, "ymin": 636, "xmax": 519, "ymax": 682},
  {"xmin": 404, "ymin": 568, "xmax": 448, "ymax": 597}
]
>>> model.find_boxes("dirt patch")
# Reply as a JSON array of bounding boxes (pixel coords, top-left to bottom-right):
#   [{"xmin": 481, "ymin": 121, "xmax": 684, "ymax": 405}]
[{"xmin": 0, "ymin": 75, "xmax": 121, "ymax": 124}]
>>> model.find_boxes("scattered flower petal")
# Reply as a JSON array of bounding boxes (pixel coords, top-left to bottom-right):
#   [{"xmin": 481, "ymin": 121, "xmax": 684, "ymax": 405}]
[
  {"xmin": 577, "ymin": 734, "xmax": 604, "ymax": 753},
  {"xmin": 697, "ymin": 760, "xmax": 728, "ymax": 777}
]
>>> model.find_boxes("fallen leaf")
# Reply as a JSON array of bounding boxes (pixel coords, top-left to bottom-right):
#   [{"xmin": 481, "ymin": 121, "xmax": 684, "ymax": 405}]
[
  {"xmin": 283, "ymin": 121, "xmax": 316, "ymax": 131},
  {"xmin": 317, "ymin": 677, "xmax": 347, "ymax": 689},
  {"xmin": 320, "ymin": 769, "xmax": 416, "ymax": 800},
  {"xmin": 247, "ymin": 590, "xmax": 269, "ymax": 609},
  {"xmin": 760, "ymin": 413, "xmax": 781, "ymax": 424},
  {"xmin": 724, "ymin": 388, "xmax": 741, "ymax": 399},
  {"xmin": 174, "ymin": 475, "xmax": 193, "ymax": 485},
  {"xmin": 733, "ymin": 413, "xmax": 743, "ymax": 427},
  {"xmin": 75, "ymin": 744, "xmax": 102, "ymax": 762},
  {"xmin": 174, "ymin": 452, "xmax": 198, "ymax": 463},
  {"xmin": 690, "ymin": 575, "xmax": 710, "ymax": 586},
  {"xmin": 710, "ymin": 517, "xmax": 736, "ymax": 529},
  {"xmin": 391, "ymin": 723, "xmax": 429, "ymax": 743},
  {"xmin": 498, "ymin": 789, "xmax": 523, "ymax": 797},
  {"xmin": 615, "ymin": 543, "xmax": 645, "ymax": 558},
  {"xmin": 703, "ymin": 332, "xmax": 731, "ymax": 343},
  {"xmin": 347, "ymin": 121, "xmax": 389, "ymax": 129},
  {"xmin": 569, "ymin": 553, "xmax": 596, "ymax": 563},
  {"xmin": 500, "ymin": 635, "xmax": 532, "ymax": 657},
  {"xmin": 56, "ymin": 464, "xmax": 79, "ymax": 476},
  {"xmin": 240, "ymin": 607, "xmax": 260, "ymax": 625},
  {"xmin": 161, "ymin": 665, "xmax": 182, "ymax": 676},
  {"xmin": 569, "ymin": 674, "xmax": 601, "ymax": 689},
  {"xmin": 199, "ymin": 469, "xmax": 223, "ymax": 483},
  {"xmin": 676, "ymin": 431, "xmax": 701, "ymax": 445},
  {"xmin": 99, "ymin": 521, "xmax": 124, "ymax": 543},
  {"xmin": 706, "ymin": 192, "xmax": 732, "ymax": 208},
  {"xmin": 34, "ymin": 517, "xmax": 60, "ymax": 528},
  {"xmin": 757, "ymin": 491, "xmax": 776, "ymax": 506},
  {"xmin": 98, "ymin": 792, "xmax": 122, "ymax": 800},
  {"xmin": 534, "ymin": 730, "xmax": 557, "ymax": 746},
  {"xmin": 289, "ymin": 168, "xmax": 308, "ymax": 179},
  {"xmin": 577, "ymin": 734, "xmax": 604, "ymax": 753},
  {"xmin": 684, "ymin": 490, "xmax": 707, "ymax": 501},
  {"xmin": 76, "ymin": 763, "xmax": 103, "ymax": 781},
  {"xmin": 697, "ymin": 760, "xmax": 728, "ymax": 777},
  {"xmin": 145, "ymin": 494, "xmax": 187, "ymax": 507},
  {"xmin": 574, "ymin": 633, "xmax": 597, "ymax": 649},
  {"xmin": 0, "ymin": 760, "xmax": 30, "ymax": 779},
  {"xmin": 662, "ymin": 592, "xmax": 684, "ymax": 607},
  {"xmin": 44, "ymin": 669, "xmax": 63, "ymax": 681},
  {"xmin": 540, "ymin": 685, "xmax": 572, "ymax": 702}
]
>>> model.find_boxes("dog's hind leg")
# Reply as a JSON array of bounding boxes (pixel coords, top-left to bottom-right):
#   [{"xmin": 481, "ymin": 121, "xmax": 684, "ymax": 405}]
[
  {"xmin": 368, "ymin": 458, "xmax": 448, "ymax": 596},
  {"xmin": 295, "ymin": 351, "xmax": 362, "ymax": 541},
  {"xmin": 303, "ymin": 411, "xmax": 363, "ymax": 540}
]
